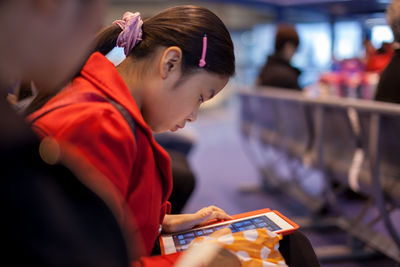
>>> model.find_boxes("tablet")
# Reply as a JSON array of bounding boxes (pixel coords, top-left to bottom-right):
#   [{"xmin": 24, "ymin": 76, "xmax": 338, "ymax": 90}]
[{"xmin": 160, "ymin": 210, "xmax": 298, "ymax": 254}]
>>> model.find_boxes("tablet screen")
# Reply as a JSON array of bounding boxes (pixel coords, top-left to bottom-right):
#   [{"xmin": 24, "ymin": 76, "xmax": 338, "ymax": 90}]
[{"xmin": 172, "ymin": 215, "xmax": 281, "ymax": 252}]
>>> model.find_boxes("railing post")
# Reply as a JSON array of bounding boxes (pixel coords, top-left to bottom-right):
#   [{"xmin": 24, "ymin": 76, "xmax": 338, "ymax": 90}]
[{"xmin": 369, "ymin": 113, "xmax": 400, "ymax": 249}]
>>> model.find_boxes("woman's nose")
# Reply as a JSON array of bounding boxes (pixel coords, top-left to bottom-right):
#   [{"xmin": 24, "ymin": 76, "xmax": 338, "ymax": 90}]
[{"xmin": 187, "ymin": 109, "xmax": 199, "ymax": 122}]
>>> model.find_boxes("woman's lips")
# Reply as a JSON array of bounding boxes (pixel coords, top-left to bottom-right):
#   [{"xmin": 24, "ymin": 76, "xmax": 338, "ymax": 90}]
[{"xmin": 171, "ymin": 124, "xmax": 183, "ymax": 132}]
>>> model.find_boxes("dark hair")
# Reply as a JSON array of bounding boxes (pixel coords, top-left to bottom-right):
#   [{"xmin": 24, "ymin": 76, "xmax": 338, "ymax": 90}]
[
  {"xmin": 387, "ymin": 0, "xmax": 400, "ymax": 43},
  {"xmin": 93, "ymin": 5, "xmax": 235, "ymax": 77},
  {"xmin": 17, "ymin": 81, "xmax": 33, "ymax": 101},
  {"xmin": 274, "ymin": 24, "xmax": 299, "ymax": 53}
]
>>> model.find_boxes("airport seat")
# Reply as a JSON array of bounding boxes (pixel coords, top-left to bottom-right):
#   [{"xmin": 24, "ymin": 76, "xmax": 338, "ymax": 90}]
[
  {"xmin": 239, "ymin": 93, "xmax": 256, "ymax": 140},
  {"xmin": 378, "ymin": 114, "xmax": 400, "ymax": 205},
  {"xmin": 238, "ymin": 89, "xmax": 325, "ymax": 211},
  {"xmin": 275, "ymin": 98, "xmax": 327, "ymax": 203},
  {"xmin": 254, "ymin": 96, "xmax": 279, "ymax": 148},
  {"xmin": 237, "ymin": 87, "xmax": 400, "ymax": 263},
  {"xmin": 319, "ymin": 105, "xmax": 358, "ymax": 191},
  {"xmin": 276, "ymin": 99, "xmax": 311, "ymax": 161},
  {"xmin": 357, "ymin": 107, "xmax": 400, "ymax": 257}
]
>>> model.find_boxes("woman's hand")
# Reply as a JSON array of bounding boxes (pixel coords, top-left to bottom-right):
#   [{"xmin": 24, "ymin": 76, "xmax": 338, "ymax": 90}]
[{"xmin": 162, "ymin": 205, "xmax": 232, "ymax": 233}]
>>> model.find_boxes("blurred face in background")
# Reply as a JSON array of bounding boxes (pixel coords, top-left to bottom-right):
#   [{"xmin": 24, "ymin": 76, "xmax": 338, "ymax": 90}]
[{"xmin": 0, "ymin": 0, "xmax": 106, "ymax": 91}]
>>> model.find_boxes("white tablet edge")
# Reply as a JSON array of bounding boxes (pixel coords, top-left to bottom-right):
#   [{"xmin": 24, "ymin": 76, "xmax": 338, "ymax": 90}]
[
  {"xmin": 161, "ymin": 236, "xmax": 177, "ymax": 254},
  {"xmin": 264, "ymin": 211, "xmax": 293, "ymax": 232},
  {"xmin": 179, "ymin": 212, "xmax": 293, "ymax": 232},
  {"xmin": 161, "ymin": 211, "xmax": 294, "ymax": 254}
]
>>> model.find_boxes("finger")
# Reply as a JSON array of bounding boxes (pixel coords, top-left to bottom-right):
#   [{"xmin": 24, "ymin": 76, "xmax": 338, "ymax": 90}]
[
  {"xmin": 190, "ymin": 210, "xmax": 214, "ymax": 226},
  {"xmin": 209, "ymin": 206, "xmax": 232, "ymax": 219},
  {"xmin": 202, "ymin": 206, "xmax": 231, "ymax": 218},
  {"xmin": 207, "ymin": 211, "xmax": 232, "ymax": 221},
  {"xmin": 207, "ymin": 206, "xmax": 230, "ymax": 216}
]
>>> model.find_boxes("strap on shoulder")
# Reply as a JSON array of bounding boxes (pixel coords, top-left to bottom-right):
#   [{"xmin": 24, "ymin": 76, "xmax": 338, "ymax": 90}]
[
  {"xmin": 107, "ymin": 99, "xmax": 136, "ymax": 138},
  {"xmin": 29, "ymin": 92, "xmax": 136, "ymax": 139}
]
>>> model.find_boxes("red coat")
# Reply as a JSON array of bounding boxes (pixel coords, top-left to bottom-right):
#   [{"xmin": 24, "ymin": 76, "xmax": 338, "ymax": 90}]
[{"xmin": 29, "ymin": 52, "xmax": 179, "ymax": 266}]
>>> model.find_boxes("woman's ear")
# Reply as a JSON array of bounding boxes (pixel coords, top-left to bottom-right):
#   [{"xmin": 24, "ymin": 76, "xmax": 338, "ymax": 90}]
[{"xmin": 159, "ymin": 46, "xmax": 182, "ymax": 79}]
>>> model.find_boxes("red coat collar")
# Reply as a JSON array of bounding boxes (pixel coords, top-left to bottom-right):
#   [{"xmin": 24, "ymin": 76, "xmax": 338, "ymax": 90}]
[
  {"xmin": 80, "ymin": 52, "xmax": 149, "ymax": 129},
  {"xmin": 80, "ymin": 52, "xmax": 172, "ymax": 203}
]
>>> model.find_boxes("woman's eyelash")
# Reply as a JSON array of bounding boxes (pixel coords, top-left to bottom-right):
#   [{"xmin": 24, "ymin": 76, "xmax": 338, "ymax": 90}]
[{"xmin": 199, "ymin": 95, "xmax": 204, "ymax": 103}]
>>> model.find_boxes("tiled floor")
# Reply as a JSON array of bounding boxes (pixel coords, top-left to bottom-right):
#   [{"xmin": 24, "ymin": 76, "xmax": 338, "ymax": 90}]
[{"xmin": 181, "ymin": 100, "xmax": 398, "ymax": 267}]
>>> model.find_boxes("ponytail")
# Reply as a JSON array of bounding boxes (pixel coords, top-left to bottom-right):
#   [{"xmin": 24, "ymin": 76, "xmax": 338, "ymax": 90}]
[{"xmin": 92, "ymin": 25, "xmax": 122, "ymax": 56}]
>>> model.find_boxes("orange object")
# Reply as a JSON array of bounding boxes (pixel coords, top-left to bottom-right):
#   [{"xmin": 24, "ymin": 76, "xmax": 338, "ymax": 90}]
[
  {"xmin": 190, "ymin": 227, "xmax": 287, "ymax": 267},
  {"xmin": 160, "ymin": 209, "xmax": 299, "ymax": 255}
]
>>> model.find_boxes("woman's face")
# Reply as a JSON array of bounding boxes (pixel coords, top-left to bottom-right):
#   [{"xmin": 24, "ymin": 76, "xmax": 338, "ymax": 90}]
[{"xmin": 143, "ymin": 71, "xmax": 229, "ymax": 133}]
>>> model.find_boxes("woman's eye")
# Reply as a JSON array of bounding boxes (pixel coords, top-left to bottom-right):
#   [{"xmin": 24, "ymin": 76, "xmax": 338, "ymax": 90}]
[{"xmin": 199, "ymin": 95, "xmax": 204, "ymax": 103}]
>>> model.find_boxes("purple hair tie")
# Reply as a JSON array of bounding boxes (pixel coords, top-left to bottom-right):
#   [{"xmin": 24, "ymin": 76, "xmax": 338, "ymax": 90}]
[
  {"xmin": 113, "ymin": 12, "xmax": 143, "ymax": 56},
  {"xmin": 198, "ymin": 34, "xmax": 207, "ymax": 68}
]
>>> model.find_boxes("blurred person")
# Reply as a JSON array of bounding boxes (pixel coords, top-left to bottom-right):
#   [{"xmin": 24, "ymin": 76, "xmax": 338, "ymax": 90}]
[
  {"xmin": 257, "ymin": 24, "xmax": 301, "ymax": 90},
  {"xmin": 374, "ymin": 0, "xmax": 400, "ymax": 103},
  {"xmin": 365, "ymin": 40, "xmax": 394, "ymax": 73},
  {"xmin": 363, "ymin": 38, "xmax": 376, "ymax": 60},
  {"xmin": 0, "ymin": 0, "xmax": 133, "ymax": 266}
]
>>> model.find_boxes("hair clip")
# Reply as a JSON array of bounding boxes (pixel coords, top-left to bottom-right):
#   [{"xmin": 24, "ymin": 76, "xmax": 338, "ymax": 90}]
[
  {"xmin": 198, "ymin": 34, "xmax": 207, "ymax": 68},
  {"xmin": 113, "ymin": 12, "xmax": 143, "ymax": 56}
]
